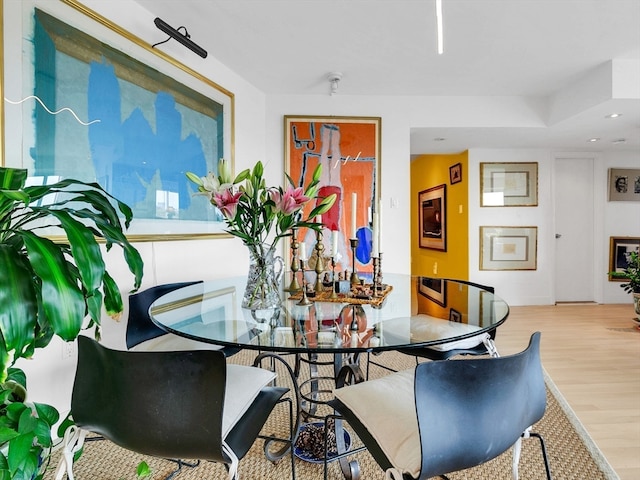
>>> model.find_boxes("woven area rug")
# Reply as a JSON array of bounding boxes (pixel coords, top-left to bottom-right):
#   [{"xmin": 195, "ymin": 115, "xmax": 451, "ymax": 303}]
[{"xmin": 43, "ymin": 349, "xmax": 620, "ymax": 480}]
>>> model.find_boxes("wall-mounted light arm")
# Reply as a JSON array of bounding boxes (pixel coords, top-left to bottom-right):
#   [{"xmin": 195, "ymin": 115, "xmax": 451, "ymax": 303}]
[{"xmin": 153, "ymin": 17, "xmax": 208, "ymax": 58}]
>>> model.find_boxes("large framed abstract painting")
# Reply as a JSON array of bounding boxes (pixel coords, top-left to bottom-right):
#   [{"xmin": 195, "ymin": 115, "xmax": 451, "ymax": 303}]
[
  {"xmin": 2, "ymin": 0, "xmax": 234, "ymax": 240},
  {"xmin": 284, "ymin": 115, "xmax": 381, "ymax": 274}
]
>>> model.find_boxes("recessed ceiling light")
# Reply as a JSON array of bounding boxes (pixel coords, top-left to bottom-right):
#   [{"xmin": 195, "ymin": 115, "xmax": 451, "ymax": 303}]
[
  {"xmin": 612, "ymin": 138, "xmax": 627, "ymax": 144},
  {"xmin": 605, "ymin": 113, "xmax": 622, "ymax": 119},
  {"xmin": 588, "ymin": 138, "xmax": 600, "ymax": 142},
  {"xmin": 433, "ymin": 137, "xmax": 446, "ymax": 141}
]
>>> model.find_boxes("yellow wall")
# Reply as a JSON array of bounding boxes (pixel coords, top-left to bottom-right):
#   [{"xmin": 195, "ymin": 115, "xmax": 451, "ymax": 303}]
[{"xmin": 411, "ymin": 152, "xmax": 468, "ymax": 280}]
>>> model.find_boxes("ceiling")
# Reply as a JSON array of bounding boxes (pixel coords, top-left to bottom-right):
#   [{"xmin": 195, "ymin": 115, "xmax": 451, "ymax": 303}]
[{"xmin": 136, "ymin": 0, "xmax": 640, "ymax": 154}]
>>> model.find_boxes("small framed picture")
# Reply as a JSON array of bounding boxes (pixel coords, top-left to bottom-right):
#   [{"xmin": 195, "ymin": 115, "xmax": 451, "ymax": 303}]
[
  {"xmin": 449, "ymin": 163, "xmax": 462, "ymax": 185},
  {"xmin": 480, "ymin": 162, "xmax": 538, "ymax": 207},
  {"xmin": 608, "ymin": 168, "xmax": 640, "ymax": 202},
  {"xmin": 480, "ymin": 226, "xmax": 538, "ymax": 270},
  {"xmin": 608, "ymin": 237, "xmax": 640, "ymax": 281},
  {"xmin": 449, "ymin": 308, "xmax": 462, "ymax": 322},
  {"xmin": 418, "ymin": 184, "xmax": 446, "ymax": 251},
  {"xmin": 418, "ymin": 277, "xmax": 447, "ymax": 307}
]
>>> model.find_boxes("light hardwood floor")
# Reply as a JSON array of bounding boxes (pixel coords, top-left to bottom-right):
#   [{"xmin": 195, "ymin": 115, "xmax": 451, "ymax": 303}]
[{"xmin": 493, "ymin": 304, "xmax": 640, "ymax": 480}]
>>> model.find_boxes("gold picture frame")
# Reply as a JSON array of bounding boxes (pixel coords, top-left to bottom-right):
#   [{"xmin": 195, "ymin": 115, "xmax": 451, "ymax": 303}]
[
  {"xmin": 2, "ymin": 0, "xmax": 235, "ymax": 241},
  {"xmin": 418, "ymin": 184, "xmax": 446, "ymax": 251},
  {"xmin": 608, "ymin": 236, "xmax": 640, "ymax": 281},
  {"xmin": 480, "ymin": 226, "xmax": 538, "ymax": 270},
  {"xmin": 480, "ymin": 162, "xmax": 538, "ymax": 207}
]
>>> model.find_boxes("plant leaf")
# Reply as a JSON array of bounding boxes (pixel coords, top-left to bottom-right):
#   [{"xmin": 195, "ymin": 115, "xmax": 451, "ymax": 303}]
[
  {"xmin": 0, "ymin": 246, "xmax": 37, "ymax": 364},
  {"xmin": 18, "ymin": 232, "xmax": 85, "ymax": 341}
]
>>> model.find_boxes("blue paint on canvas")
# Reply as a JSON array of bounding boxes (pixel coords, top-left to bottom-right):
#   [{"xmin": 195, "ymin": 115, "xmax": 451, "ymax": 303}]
[
  {"xmin": 32, "ymin": 9, "xmax": 224, "ymax": 223},
  {"xmin": 87, "ymin": 60, "xmax": 206, "ymax": 217}
]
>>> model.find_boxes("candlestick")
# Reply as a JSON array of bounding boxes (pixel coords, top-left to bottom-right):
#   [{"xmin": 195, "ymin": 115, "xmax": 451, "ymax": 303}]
[
  {"xmin": 349, "ymin": 238, "xmax": 360, "ymax": 285},
  {"xmin": 285, "ymin": 228, "xmax": 301, "ymax": 292},
  {"xmin": 351, "ymin": 192, "xmax": 357, "ymax": 238},
  {"xmin": 372, "ymin": 256, "xmax": 381, "ymax": 297},
  {"xmin": 314, "ymin": 228, "xmax": 325, "ymax": 292},
  {"xmin": 297, "ymin": 259, "xmax": 312, "ymax": 306}
]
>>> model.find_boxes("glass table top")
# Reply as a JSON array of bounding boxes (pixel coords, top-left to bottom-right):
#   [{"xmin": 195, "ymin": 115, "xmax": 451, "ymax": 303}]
[{"xmin": 149, "ymin": 274, "xmax": 509, "ymax": 353}]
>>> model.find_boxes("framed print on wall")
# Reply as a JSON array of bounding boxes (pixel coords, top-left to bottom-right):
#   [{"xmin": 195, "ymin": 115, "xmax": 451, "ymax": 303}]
[
  {"xmin": 449, "ymin": 162, "xmax": 462, "ymax": 185},
  {"xmin": 608, "ymin": 168, "xmax": 640, "ymax": 201},
  {"xmin": 2, "ymin": 0, "xmax": 234, "ymax": 241},
  {"xmin": 608, "ymin": 237, "xmax": 640, "ymax": 281},
  {"xmin": 480, "ymin": 162, "xmax": 538, "ymax": 207},
  {"xmin": 418, "ymin": 184, "xmax": 446, "ymax": 251},
  {"xmin": 480, "ymin": 226, "xmax": 538, "ymax": 270},
  {"xmin": 284, "ymin": 115, "xmax": 381, "ymax": 273}
]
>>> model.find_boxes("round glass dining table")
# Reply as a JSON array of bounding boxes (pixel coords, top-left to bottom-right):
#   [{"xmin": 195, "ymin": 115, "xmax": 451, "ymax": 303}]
[
  {"xmin": 149, "ymin": 273, "xmax": 509, "ymax": 354},
  {"xmin": 149, "ymin": 274, "xmax": 509, "ymax": 476}
]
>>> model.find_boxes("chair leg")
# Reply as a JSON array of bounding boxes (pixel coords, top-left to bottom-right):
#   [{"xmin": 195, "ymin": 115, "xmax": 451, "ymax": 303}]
[
  {"xmin": 529, "ymin": 433, "xmax": 553, "ymax": 480},
  {"xmin": 513, "ymin": 428, "xmax": 552, "ymax": 480},
  {"xmin": 164, "ymin": 459, "xmax": 200, "ymax": 480}
]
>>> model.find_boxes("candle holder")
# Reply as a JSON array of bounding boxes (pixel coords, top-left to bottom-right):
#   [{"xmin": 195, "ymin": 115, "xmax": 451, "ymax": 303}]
[
  {"xmin": 330, "ymin": 256, "xmax": 338, "ymax": 299},
  {"xmin": 314, "ymin": 228, "xmax": 325, "ymax": 293},
  {"xmin": 374, "ymin": 252, "xmax": 384, "ymax": 295},
  {"xmin": 285, "ymin": 228, "xmax": 301, "ymax": 292},
  {"xmin": 372, "ymin": 256, "xmax": 381, "ymax": 297},
  {"xmin": 349, "ymin": 238, "xmax": 360, "ymax": 285},
  {"xmin": 297, "ymin": 259, "xmax": 313, "ymax": 306}
]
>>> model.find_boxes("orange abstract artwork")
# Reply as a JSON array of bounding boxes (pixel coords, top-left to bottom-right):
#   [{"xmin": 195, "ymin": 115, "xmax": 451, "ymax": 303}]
[{"xmin": 285, "ymin": 116, "xmax": 381, "ymax": 273}]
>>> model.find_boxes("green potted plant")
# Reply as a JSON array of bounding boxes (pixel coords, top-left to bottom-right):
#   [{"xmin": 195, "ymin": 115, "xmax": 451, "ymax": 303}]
[
  {"xmin": 0, "ymin": 166, "xmax": 144, "ymax": 480},
  {"xmin": 611, "ymin": 250, "xmax": 640, "ymax": 321}
]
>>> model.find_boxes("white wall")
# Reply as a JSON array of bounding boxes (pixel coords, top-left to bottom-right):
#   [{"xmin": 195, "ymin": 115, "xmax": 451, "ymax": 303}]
[
  {"xmin": 468, "ymin": 149, "xmax": 556, "ymax": 305},
  {"xmin": 601, "ymin": 151, "xmax": 640, "ymax": 303},
  {"xmin": 468, "ymin": 148, "xmax": 640, "ymax": 306}
]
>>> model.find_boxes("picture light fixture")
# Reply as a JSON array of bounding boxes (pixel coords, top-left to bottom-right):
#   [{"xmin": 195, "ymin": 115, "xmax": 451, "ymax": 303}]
[{"xmin": 153, "ymin": 17, "xmax": 208, "ymax": 59}]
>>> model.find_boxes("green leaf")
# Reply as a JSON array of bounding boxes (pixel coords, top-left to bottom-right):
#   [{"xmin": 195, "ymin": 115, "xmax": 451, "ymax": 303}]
[
  {"xmin": 102, "ymin": 271, "xmax": 124, "ymax": 316},
  {"xmin": 0, "ymin": 167, "xmax": 27, "ymax": 190},
  {"xmin": 19, "ymin": 232, "xmax": 85, "ymax": 341},
  {"xmin": 0, "ymin": 245, "xmax": 37, "ymax": 362}
]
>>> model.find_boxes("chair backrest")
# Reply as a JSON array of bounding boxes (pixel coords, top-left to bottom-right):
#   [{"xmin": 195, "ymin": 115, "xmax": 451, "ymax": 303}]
[
  {"xmin": 72, "ymin": 335, "xmax": 227, "ymax": 463},
  {"xmin": 125, "ymin": 281, "xmax": 203, "ymax": 349},
  {"xmin": 415, "ymin": 332, "xmax": 545, "ymax": 479}
]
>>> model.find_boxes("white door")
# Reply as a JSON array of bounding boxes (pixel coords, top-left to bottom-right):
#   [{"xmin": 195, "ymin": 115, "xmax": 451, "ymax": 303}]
[{"xmin": 554, "ymin": 157, "xmax": 595, "ymax": 302}]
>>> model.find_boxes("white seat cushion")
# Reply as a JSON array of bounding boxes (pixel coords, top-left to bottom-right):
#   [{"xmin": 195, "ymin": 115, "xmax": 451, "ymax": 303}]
[
  {"xmin": 411, "ymin": 315, "xmax": 490, "ymax": 351},
  {"xmin": 333, "ymin": 368, "xmax": 420, "ymax": 478},
  {"xmin": 223, "ymin": 365, "xmax": 276, "ymax": 438},
  {"xmin": 129, "ymin": 334, "xmax": 226, "ymax": 352}
]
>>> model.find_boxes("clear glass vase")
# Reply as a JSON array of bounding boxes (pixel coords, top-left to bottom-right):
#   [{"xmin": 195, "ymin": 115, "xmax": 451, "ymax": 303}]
[{"xmin": 242, "ymin": 243, "xmax": 284, "ymax": 310}]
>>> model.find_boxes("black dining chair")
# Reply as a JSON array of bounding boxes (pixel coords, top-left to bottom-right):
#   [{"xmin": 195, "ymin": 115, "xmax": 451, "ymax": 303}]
[
  {"xmin": 126, "ymin": 281, "xmax": 238, "ymax": 356},
  {"xmin": 326, "ymin": 332, "xmax": 552, "ymax": 480},
  {"xmin": 367, "ymin": 280, "xmax": 499, "ymax": 379},
  {"xmin": 62, "ymin": 336, "xmax": 295, "ymax": 480}
]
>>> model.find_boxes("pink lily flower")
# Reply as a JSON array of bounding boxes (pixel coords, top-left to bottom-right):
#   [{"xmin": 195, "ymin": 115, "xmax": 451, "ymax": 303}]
[
  {"xmin": 270, "ymin": 186, "xmax": 309, "ymax": 215},
  {"xmin": 213, "ymin": 189, "xmax": 243, "ymax": 219}
]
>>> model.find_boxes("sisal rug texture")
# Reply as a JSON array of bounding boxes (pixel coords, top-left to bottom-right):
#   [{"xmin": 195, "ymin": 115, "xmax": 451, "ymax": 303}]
[{"xmin": 43, "ymin": 348, "xmax": 619, "ymax": 480}]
